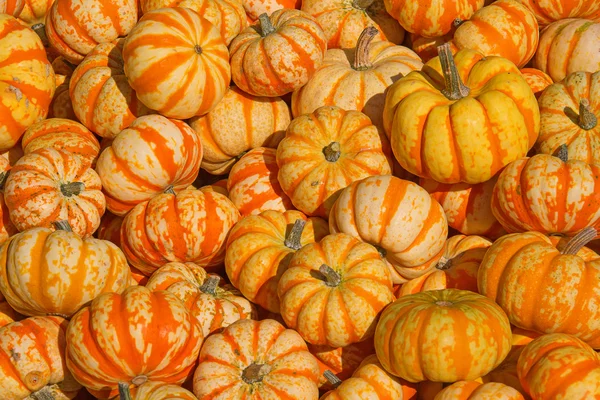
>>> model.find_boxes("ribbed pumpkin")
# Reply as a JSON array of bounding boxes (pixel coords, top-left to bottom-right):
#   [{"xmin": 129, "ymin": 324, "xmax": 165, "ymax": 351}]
[
  {"xmin": 291, "ymin": 27, "xmax": 423, "ymax": 134},
  {"xmin": 227, "ymin": 147, "xmax": 294, "ymax": 216},
  {"xmin": 277, "ymin": 106, "xmax": 392, "ymax": 218},
  {"xmin": 15, "ymin": 0, "xmax": 54, "ymax": 28},
  {"xmin": 0, "ymin": 293, "xmax": 22, "ymax": 328},
  {"xmin": 242, "ymin": 0, "xmax": 302, "ymax": 21},
  {"xmin": 375, "ymin": 289, "xmax": 512, "ymax": 383},
  {"xmin": 225, "ymin": 209, "xmax": 329, "ymax": 313},
  {"xmin": 44, "ymin": 0, "xmax": 137, "ymax": 64},
  {"xmin": 0, "ymin": 316, "xmax": 82, "ymax": 399},
  {"xmin": 433, "ymin": 381, "xmax": 525, "ymax": 400},
  {"xmin": 301, "ymin": 0, "xmax": 405, "ymax": 49},
  {"xmin": 309, "ymin": 340, "xmax": 375, "ymax": 389},
  {"xmin": 478, "ymin": 228, "xmax": 600, "ymax": 348},
  {"xmin": 408, "ymin": 32, "xmax": 457, "ymax": 63},
  {"xmin": 48, "ymin": 56, "xmax": 76, "ymax": 120},
  {"xmin": 95, "ymin": 115, "xmax": 203, "ymax": 216},
  {"xmin": 69, "ymin": 39, "xmax": 153, "ymax": 139},
  {"xmin": 0, "ymin": 14, "xmax": 55, "ymax": 152},
  {"xmin": 66, "ymin": 286, "xmax": 203, "ymax": 399},
  {"xmin": 4, "ymin": 148, "xmax": 105, "ymax": 238},
  {"xmin": 517, "ymin": 0, "xmax": 600, "ymax": 26},
  {"xmin": 536, "ymin": 71, "xmax": 600, "ymax": 165},
  {"xmin": 188, "ymin": 86, "xmax": 290, "ymax": 175},
  {"xmin": 123, "ymin": 381, "xmax": 198, "ymax": 400},
  {"xmin": 0, "ymin": 158, "xmax": 17, "ymax": 246},
  {"xmin": 229, "ymin": 9, "xmax": 327, "ymax": 97},
  {"xmin": 0, "ymin": 223, "xmax": 131, "ymax": 317},
  {"xmin": 383, "ymin": 45, "xmax": 540, "ymax": 184},
  {"xmin": 1, "ymin": 0, "xmax": 24, "ymax": 16},
  {"xmin": 534, "ymin": 18, "xmax": 600, "ymax": 83},
  {"xmin": 278, "ymin": 233, "xmax": 394, "ymax": 347},
  {"xmin": 193, "ymin": 318, "xmax": 320, "ymax": 400},
  {"xmin": 145, "ymin": 262, "xmax": 256, "ymax": 337},
  {"xmin": 520, "ymin": 68, "xmax": 553, "ymax": 99},
  {"xmin": 95, "ymin": 211, "xmax": 123, "ymax": 247}
]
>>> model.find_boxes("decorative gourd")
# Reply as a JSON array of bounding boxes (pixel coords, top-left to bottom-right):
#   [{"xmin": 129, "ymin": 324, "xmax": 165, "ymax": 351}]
[
  {"xmin": 69, "ymin": 39, "xmax": 153, "ymax": 139},
  {"xmin": 227, "ymin": 147, "xmax": 294, "ymax": 216},
  {"xmin": 0, "ymin": 15, "xmax": 55, "ymax": 152},
  {"xmin": 0, "ymin": 158, "xmax": 17, "ymax": 246},
  {"xmin": 520, "ymin": 68, "xmax": 553, "ymax": 99},
  {"xmin": 278, "ymin": 233, "xmax": 394, "ymax": 347},
  {"xmin": 225, "ymin": 210, "xmax": 329, "ymax": 313},
  {"xmin": 95, "ymin": 211, "xmax": 124, "ymax": 248},
  {"xmin": 409, "ymin": 32, "xmax": 457, "ymax": 63},
  {"xmin": 48, "ymin": 56, "xmax": 76, "ymax": 119},
  {"xmin": 95, "ymin": 115, "xmax": 203, "ymax": 216},
  {"xmin": 301, "ymin": 0, "xmax": 404, "ymax": 49},
  {"xmin": 242, "ymin": 0, "xmax": 302, "ymax": 21},
  {"xmin": 433, "ymin": 381, "xmax": 525, "ymax": 400},
  {"xmin": 119, "ymin": 381, "xmax": 198, "ymax": 400},
  {"xmin": 478, "ymin": 228, "xmax": 600, "ymax": 348},
  {"xmin": 145, "ymin": 262, "xmax": 256, "ymax": 337},
  {"xmin": 44, "ymin": 0, "xmax": 137, "ymax": 64},
  {"xmin": 193, "ymin": 318, "xmax": 320, "ymax": 400},
  {"xmin": 15, "ymin": 0, "xmax": 54, "ymax": 29},
  {"xmin": 188, "ymin": 87, "xmax": 289, "ymax": 175},
  {"xmin": 534, "ymin": 18, "xmax": 600, "ymax": 83},
  {"xmin": 309, "ymin": 340, "xmax": 375, "ymax": 388},
  {"xmin": 229, "ymin": 9, "xmax": 327, "ymax": 97},
  {"xmin": 383, "ymin": 44, "xmax": 539, "ymax": 184},
  {"xmin": 517, "ymin": 0, "xmax": 600, "ymax": 26},
  {"xmin": 0, "ymin": 0, "xmax": 24, "ymax": 16},
  {"xmin": 375, "ymin": 289, "xmax": 512, "ymax": 382},
  {"xmin": 536, "ymin": 71, "xmax": 600, "ymax": 165},
  {"xmin": 277, "ymin": 106, "xmax": 392, "ymax": 218},
  {"xmin": 291, "ymin": 27, "xmax": 423, "ymax": 134}
]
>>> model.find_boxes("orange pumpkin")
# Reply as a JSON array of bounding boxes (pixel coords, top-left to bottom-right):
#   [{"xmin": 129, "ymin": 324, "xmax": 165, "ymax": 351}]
[
  {"xmin": 309, "ymin": 340, "xmax": 375, "ymax": 389},
  {"xmin": 242, "ymin": 0, "xmax": 302, "ymax": 21},
  {"xmin": 15, "ymin": 0, "xmax": 54, "ymax": 28},
  {"xmin": 0, "ymin": 293, "xmax": 22, "ymax": 328},
  {"xmin": 1, "ymin": 0, "xmax": 25, "ymax": 16},
  {"xmin": 408, "ymin": 32, "xmax": 457, "ymax": 63},
  {"xmin": 124, "ymin": 381, "xmax": 198, "ymax": 400},
  {"xmin": 95, "ymin": 211, "xmax": 123, "ymax": 248},
  {"xmin": 48, "ymin": 56, "xmax": 76, "ymax": 120},
  {"xmin": 0, "ymin": 158, "xmax": 17, "ymax": 246},
  {"xmin": 517, "ymin": 0, "xmax": 600, "ymax": 26},
  {"xmin": 520, "ymin": 68, "xmax": 553, "ymax": 99},
  {"xmin": 433, "ymin": 381, "xmax": 525, "ymax": 399}
]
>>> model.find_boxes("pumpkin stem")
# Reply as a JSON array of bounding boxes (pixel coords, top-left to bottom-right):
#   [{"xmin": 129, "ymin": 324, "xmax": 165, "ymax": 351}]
[
  {"xmin": 577, "ymin": 99, "xmax": 597, "ymax": 130},
  {"xmin": 323, "ymin": 142, "xmax": 341, "ymax": 162},
  {"xmin": 118, "ymin": 382, "xmax": 133, "ymax": 400},
  {"xmin": 323, "ymin": 370, "xmax": 343, "ymax": 388},
  {"xmin": 353, "ymin": 26, "xmax": 379, "ymax": 71},
  {"xmin": 556, "ymin": 144, "xmax": 569, "ymax": 162},
  {"xmin": 31, "ymin": 23, "xmax": 49, "ymax": 48},
  {"xmin": 0, "ymin": 171, "xmax": 9, "ymax": 190},
  {"xmin": 319, "ymin": 264, "xmax": 342, "ymax": 287},
  {"xmin": 164, "ymin": 185, "xmax": 176, "ymax": 195},
  {"xmin": 352, "ymin": 0, "xmax": 374, "ymax": 9},
  {"xmin": 436, "ymin": 256, "xmax": 453, "ymax": 270},
  {"xmin": 561, "ymin": 227, "xmax": 597, "ymax": 255},
  {"xmin": 284, "ymin": 219, "xmax": 306, "ymax": 250},
  {"xmin": 47, "ymin": 312, "xmax": 70, "ymax": 319},
  {"xmin": 199, "ymin": 276, "xmax": 220, "ymax": 295},
  {"xmin": 374, "ymin": 245, "xmax": 387, "ymax": 258},
  {"xmin": 437, "ymin": 43, "xmax": 470, "ymax": 100},
  {"xmin": 53, "ymin": 220, "xmax": 73, "ymax": 232},
  {"xmin": 242, "ymin": 363, "xmax": 272, "ymax": 384},
  {"xmin": 131, "ymin": 375, "xmax": 148, "ymax": 386},
  {"xmin": 60, "ymin": 182, "xmax": 85, "ymax": 197},
  {"xmin": 194, "ymin": 44, "xmax": 202, "ymax": 55},
  {"xmin": 30, "ymin": 386, "xmax": 55, "ymax": 400},
  {"xmin": 453, "ymin": 18, "xmax": 465, "ymax": 28},
  {"xmin": 258, "ymin": 13, "xmax": 276, "ymax": 37}
]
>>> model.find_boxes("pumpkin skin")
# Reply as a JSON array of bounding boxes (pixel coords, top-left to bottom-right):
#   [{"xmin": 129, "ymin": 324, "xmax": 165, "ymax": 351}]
[
  {"xmin": 188, "ymin": 87, "xmax": 289, "ymax": 175},
  {"xmin": 309, "ymin": 339, "xmax": 375, "ymax": 389},
  {"xmin": 534, "ymin": 18, "xmax": 600, "ymax": 83},
  {"xmin": 536, "ymin": 71, "xmax": 600, "ymax": 165},
  {"xmin": 225, "ymin": 210, "xmax": 329, "ymax": 313},
  {"xmin": 229, "ymin": 8, "xmax": 327, "ymax": 97},
  {"xmin": 520, "ymin": 68, "xmax": 553, "ymax": 99},
  {"xmin": 127, "ymin": 381, "xmax": 198, "ymax": 400},
  {"xmin": 477, "ymin": 231, "xmax": 600, "ymax": 348},
  {"xmin": 0, "ymin": 0, "xmax": 25, "ymax": 16},
  {"xmin": 278, "ymin": 233, "xmax": 394, "ymax": 347},
  {"xmin": 95, "ymin": 115, "xmax": 203, "ymax": 216},
  {"xmin": 66, "ymin": 286, "xmax": 203, "ymax": 399},
  {"xmin": 4, "ymin": 148, "xmax": 106, "ymax": 238},
  {"xmin": 48, "ymin": 56, "xmax": 76, "ymax": 120},
  {"xmin": 69, "ymin": 39, "xmax": 153, "ymax": 139},
  {"xmin": 242, "ymin": 0, "xmax": 302, "ymax": 21},
  {"xmin": 193, "ymin": 318, "xmax": 321, "ymax": 400},
  {"xmin": 277, "ymin": 106, "xmax": 393, "ymax": 218},
  {"xmin": 374, "ymin": 289, "xmax": 512, "ymax": 383},
  {"xmin": 433, "ymin": 381, "xmax": 525, "ymax": 400},
  {"xmin": 517, "ymin": 333, "xmax": 600, "ymax": 399},
  {"xmin": 384, "ymin": 47, "xmax": 540, "ymax": 184},
  {"xmin": 15, "ymin": 0, "xmax": 54, "ymax": 27},
  {"xmin": 0, "ymin": 293, "xmax": 22, "ymax": 328},
  {"xmin": 0, "ymin": 15, "xmax": 55, "ymax": 152},
  {"xmin": 0, "ymin": 158, "xmax": 17, "ymax": 246},
  {"xmin": 409, "ymin": 32, "xmax": 457, "ymax": 63},
  {"xmin": 383, "ymin": 0, "xmax": 484, "ymax": 37},
  {"xmin": 0, "ymin": 316, "xmax": 82, "ymax": 399},
  {"xmin": 44, "ymin": 0, "xmax": 137, "ymax": 64},
  {"xmin": 517, "ymin": 0, "xmax": 600, "ymax": 26},
  {"xmin": 227, "ymin": 147, "xmax": 294, "ymax": 216},
  {"xmin": 95, "ymin": 211, "xmax": 123, "ymax": 248}
]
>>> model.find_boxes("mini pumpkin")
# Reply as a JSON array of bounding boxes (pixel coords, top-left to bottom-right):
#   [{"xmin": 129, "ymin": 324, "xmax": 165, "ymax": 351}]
[
  {"xmin": 517, "ymin": 0, "xmax": 600, "ymax": 26},
  {"xmin": 520, "ymin": 68, "xmax": 553, "ymax": 99},
  {"xmin": 433, "ymin": 381, "xmax": 525, "ymax": 400},
  {"xmin": 48, "ymin": 56, "xmax": 76, "ymax": 120},
  {"xmin": 242, "ymin": 0, "xmax": 302, "ymax": 21}
]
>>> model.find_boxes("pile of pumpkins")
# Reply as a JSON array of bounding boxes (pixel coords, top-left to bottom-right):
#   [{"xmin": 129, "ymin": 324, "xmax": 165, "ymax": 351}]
[{"xmin": 0, "ymin": 0, "xmax": 599, "ymax": 398}]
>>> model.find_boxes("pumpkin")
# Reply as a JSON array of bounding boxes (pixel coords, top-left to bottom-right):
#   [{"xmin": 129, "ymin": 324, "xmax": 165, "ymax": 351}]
[
  {"xmin": 95, "ymin": 211, "xmax": 124, "ymax": 248},
  {"xmin": 309, "ymin": 339, "xmax": 375, "ymax": 389},
  {"xmin": 383, "ymin": 44, "xmax": 540, "ymax": 184},
  {"xmin": 44, "ymin": 0, "xmax": 137, "ymax": 64},
  {"xmin": 229, "ymin": 9, "xmax": 327, "ymax": 97},
  {"xmin": 517, "ymin": 333, "xmax": 600, "ymax": 399},
  {"xmin": 517, "ymin": 0, "xmax": 600, "ymax": 26},
  {"xmin": 433, "ymin": 381, "xmax": 525, "ymax": 400},
  {"xmin": 48, "ymin": 56, "xmax": 76, "ymax": 120},
  {"xmin": 15, "ymin": 0, "xmax": 54, "ymax": 28},
  {"xmin": 0, "ymin": 316, "xmax": 82, "ymax": 399},
  {"xmin": 477, "ymin": 228, "xmax": 600, "ymax": 348},
  {"xmin": 534, "ymin": 18, "xmax": 600, "ymax": 83},
  {"xmin": 536, "ymin": 71, "xmax": 600, "ymax": 165},
  {"xmin": 0, "ymin": 158, "xmax": 17, "ymax": 246},
  {"xmin": 192, "ymin": 179, "xmax": 229, "ymax": 198},
  {"xmin": 277, "ymin": 106, "xmax": 392, "ymax": 218},
  {"xmin": 225, "ymin": 209, "xmax": 329, "ymax": 313},
  {"xmin": 0, "ymin": 14, "xmax": 55, "ymax": 152},
  {"xmin": 145, "ymin": 262, "xmax": 256, "ymax": 337},
  {"xmin": 520, "ymin": 68, "xmax": 553, "ymax": 99},
  {"xmin": 95, "ymin": 115, "xmax": 203, "ymax": 216},
  {"xmin": 193, "ymin": 318, "xmax": 321, "ymax": 400},
  {"xmin": 383, "ymin": 0, "xmax": 484, "ymax": 37},
  {"xmin": 0, "ymin": 0, "xmax": 24, "ymax": 16},
  {"xmin": 408, "ymin": 32, "xmax": 457, "ymax": 63},
  {"xmin": 374, "ymin": 289, "xmax": 512, "ymax": 383},
  {"xmin": 120, "ymin": 189, "xmax": 240, "ymax": 275},
  {"xmin": 301, "ymin": 0, "xmax": 405, "ymax": 49},
  {"xmin": 278, "ymin": 233, "xmax": 394, "ymax": 347},
  {"xmin": 69, "ymin": 39, "xmax": 154, "ymax": 139},
  {"xmin": 0, "ymin": 292, "xmax": 22, "ymax": 328},
  {"xmin": 291, "ymin": 26, "xmax": 423, "ymax": 134},
  {"xmin": 242, "ymin": 0, "xmax": 302, "ymax": 21},
  {"xmin": 122, "ymin": 7, "xmax": 230, "ymax": 119},
  {"xmin": 120, "ymin": 381, "xmax": 198, "ymax": 400},
  {"xmin": 21, "ymin": 118, "xmax": 100, "ymax": 167},
  {"xmin": 188, "ymin": 86, "xmax": 289, "ymax": 175}
]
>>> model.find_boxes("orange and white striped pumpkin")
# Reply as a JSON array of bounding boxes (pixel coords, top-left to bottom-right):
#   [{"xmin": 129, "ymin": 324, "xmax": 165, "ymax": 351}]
[
  {"xmin": 0, "ymin": 158, "xmax": 17, "ymax": 246},
  {"xmin": 48, "ymin": 56, "xmax": 76, "ymax": 120},
  {"xmin": 434, "ymin": 381, "xmax": 525, "ymax": 400},
  {"xmin": 520, "ymin": 68, "xmax": 553, "ymax": 99},
  {"xmin": 309, "ymin": 340, "xmax": 375, "ymax": 389},
  {"xmin": 95, "ymin": 115, "xmax": 203, "ymax": 216},
  {"xmin": 127, "ymin": 381, "xmax": 198, "ymax": 400},
  {"xmin": 517, "ymin": 0, "xmax": 600, "ymax": 26},
  {"xmin": 122, "ymin": 7, "xmax": 230, "ymax": 119},
  {"xmin": 242, "ymin": 0, "xmax": 302, "ymax": 21},
  {"xmin": 0, "ymin": 0, "xmax": 25, "ymax": 15},
  {"xmin": 15, "ymin": 0, "xmax": 54, "ymax": 27}
]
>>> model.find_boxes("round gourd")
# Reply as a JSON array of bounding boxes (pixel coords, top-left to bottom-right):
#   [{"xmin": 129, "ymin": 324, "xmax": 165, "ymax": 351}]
[
  {"xmin": 309, "ymin": 340, "xmax": 375, "ymax": 389},
  {"xmin": 409, "ymin": 32, "xmax": 456, "ymax": 63},
  {"xmin": 0, "ymin": 158, "xmax": 17, "ymax": 246},
  {"xmin": 123, "ymin": 381, "xmax": 198, "ymax": 400},
  {"xmin": 433, "ymin": 381, "xmax": 524, "ymax": 400},
  {"xmin": 15, "ymin": 0, "xmax": 54, "ymax": 28},
  {"xmin": 242, "ymin": 0, "xmax": 302, "ymax": 21},
  {"xmin": 520, "ymin": 68, "xmax": 553, "ymax": 99},
  {"xmin": 517, "ymin": 0, "xmax": 600, "ymax": 26}
]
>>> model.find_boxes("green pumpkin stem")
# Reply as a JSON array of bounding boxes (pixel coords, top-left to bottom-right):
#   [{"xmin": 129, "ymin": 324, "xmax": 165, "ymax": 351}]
[
  {"xmin": 60, "ymin": 182, "xmax": 85, "ymax": 197},
  {"xmin": 53, "ymin": 220, "xmax": 73, "ymax": 232},
  {"xmin": 31, "ymin": 23, "xmax": 49, "ymax": 48},
  {"xmin": 284, "ymin": 219, "xmax": 306, "ymax": 250},
  {"xmin": 199, "ymin": 276, "xmax": 220, "ymax": 295},
  {"xmin": 556, "ymin": 144, "xmax": 569, "ymax": 162},
  {"xmin": 437, "ymin": 43, "xmax": 470, "ymax": 100},
  {"xmin": 577, "ymin": 99, "xmax": 598, "ymax": 130},
  {"xmin": 323, "ymin": 142, "xmax": 341, "ymax": 162},
  {"xmin": 323, "ymin": 370, "xmax": 343, "ymax": 388},
  {"xmin": 561, "ymin": 227, "xmax": 597, "ymax": 255},
  {"xmin": 352, "ymin": 0, "xmax": 374, "ymax": 9},
  {"xmin": 118, "ymin": 382, "xmax": 132, "ymax": 400},
  {"xmin": 242, "ymin": 363, "xmax": 272, "ymax": 384},
  {"xmin": 258, "ymin": 13, "xmax": 276, "ymax": 37},
  {"xmin": 353, "ymin": 26, "xmax": 379, "ymax": 71},
  {"xmin": 319, "ymin": 264, "xmax": 342, "ymax": 287}
]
